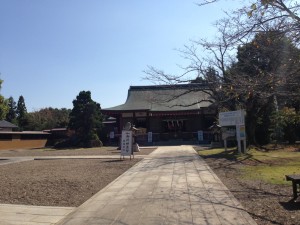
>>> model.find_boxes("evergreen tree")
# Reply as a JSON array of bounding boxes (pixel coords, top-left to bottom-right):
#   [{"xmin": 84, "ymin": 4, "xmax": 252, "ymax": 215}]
[
  {"xmin": 0, "ymin": 79, "xmax": 9, "ymax": 120},
  {"xmin": 227, "ymin": 31, "xmax": 300, "ymax": 144},
  {"xmin": 68, "ymin": 91, "xmax": 103, "ymax": 147},
  {"xmin": 16, "ymin": 95, "xmax": 28, "ymax": 130},
  {"xmin": 6, "ymin": 97, "xmax": 17, "ymax": 123}
]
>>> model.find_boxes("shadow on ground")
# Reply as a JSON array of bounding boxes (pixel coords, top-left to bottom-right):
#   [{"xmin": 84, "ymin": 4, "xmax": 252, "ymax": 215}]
[{"xmin": 280, "ymin": 200, "xmax": 300, "ymax": 211}]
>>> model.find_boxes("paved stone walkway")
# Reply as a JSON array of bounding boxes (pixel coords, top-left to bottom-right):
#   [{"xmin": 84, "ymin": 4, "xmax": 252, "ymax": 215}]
[
  {"xmin": 56, "ymin": 146, "xmax": 257, "ymax": 225},
  {"xmin": 0, "ymin": 204, "xmax": 74, "ymax": 225}
]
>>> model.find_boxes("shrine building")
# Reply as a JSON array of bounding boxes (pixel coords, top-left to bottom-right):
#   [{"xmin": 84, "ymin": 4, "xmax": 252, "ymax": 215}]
[{"xmin": 101, "ymin": 83, "xmax": 217, "ymax": 145}]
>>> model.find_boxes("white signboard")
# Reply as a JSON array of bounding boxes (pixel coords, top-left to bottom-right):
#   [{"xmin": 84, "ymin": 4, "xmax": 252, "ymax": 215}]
[
  {"xmin": 219, "ymin": 110, "xmax": 245, "ymax": 126},
  {"xmin": 121, "ymin": 130, "xmax": 133, "ymax": 156},
  {"xmin": 148, "ymin": 132, "xmax": 153, "ymax": 143},
  {"xmin": 236, "ymin": 125, "xmax": 246, "ymax": 139},
  {"xmin": 219, "ymin": 110, "xmax": 247, "ymax": 154},
  {"xmin": 236, "ymin": 125, "xmax": 247, "ymax": 153},
  {"xmin": 135, "ymin": 112, "xmax": 147, "ymax": 117},
  {"xmin": 122, "ymin": 112, "xmax": 133, "ymax": 118},
  {"xmin": 221, "ymin": 128, "xmax": 236, "ymax": 140},
  {"xmin": 197, "ymin": 130, "xmax": 203, "ymax": 141},
  {"xmin": 109, "ymin": 131, "xmax": 114, "ymax": 139}
]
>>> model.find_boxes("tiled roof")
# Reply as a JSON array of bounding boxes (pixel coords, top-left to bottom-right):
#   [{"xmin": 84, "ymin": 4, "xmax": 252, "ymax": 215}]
[
  {"xmin": 0, "ymin": 120, "xmax": 18, "ymax": 128},
  {"xmin": 102, "ymin": 83, "xmax": 213, "ymax": 112},
  {"xmin": 0, "ymin": 131, "xmax": 49, "ymax": 135}
]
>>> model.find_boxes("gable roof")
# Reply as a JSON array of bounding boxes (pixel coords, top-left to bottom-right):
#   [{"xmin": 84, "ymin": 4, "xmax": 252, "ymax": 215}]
[
  {"xmin": 102, "ymin": 83, "xmax": 213, "ymax": 112},
  {"xmin": 0, "ymin": 120, "xmax": 18, "ymax": 128}
]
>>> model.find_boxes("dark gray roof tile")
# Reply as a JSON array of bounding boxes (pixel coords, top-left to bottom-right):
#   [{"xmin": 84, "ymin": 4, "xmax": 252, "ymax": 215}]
[
  {"xmin": 103, "ymin": 84, "xmax": 213, "ymax": 112},
  {"xmin": 0, "ymin": 120, "xmax": 18, "ymax": 128}
]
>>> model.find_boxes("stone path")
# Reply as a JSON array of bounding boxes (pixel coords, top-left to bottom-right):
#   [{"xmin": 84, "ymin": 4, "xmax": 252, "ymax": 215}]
[
  {"xmin": 56, "ymin": 146, "xmax": 257, "ymax": 225},
  {"xmin": 0, "ymin": 204, "xmax": 74, "ymax": 225}
]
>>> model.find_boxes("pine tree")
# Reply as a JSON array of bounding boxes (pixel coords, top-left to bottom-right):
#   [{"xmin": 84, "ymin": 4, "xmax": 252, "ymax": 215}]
[
  {"xmin": 6, "ymin": 97, "xmax": 17, "ymax": 123},
  {"xmin": 16, "ymin": 95, "xmax": 28, "ymax": 130},
  {"xmin": 68, "ymin": 91, "xmax": 103, "ymax": 147}
]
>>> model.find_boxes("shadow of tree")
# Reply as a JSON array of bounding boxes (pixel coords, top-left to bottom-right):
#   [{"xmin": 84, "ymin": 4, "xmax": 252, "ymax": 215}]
[
  {"xmin": 199, "ymin": 149, "xmax": 273, "ymax": 167},
  {"xmin": 280, "ymin": 200, "xmax": 300, "ymax": 211}
]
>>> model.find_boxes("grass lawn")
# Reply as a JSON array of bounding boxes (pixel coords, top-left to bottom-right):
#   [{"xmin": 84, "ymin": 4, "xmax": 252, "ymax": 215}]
[{"xmin": 197, "ymin": 145, "xmax": 300, "ymax": 185}]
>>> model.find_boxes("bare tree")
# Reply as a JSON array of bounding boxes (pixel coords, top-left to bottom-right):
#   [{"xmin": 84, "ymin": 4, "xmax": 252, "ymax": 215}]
[
  {"xmin": 143, "ymin": 19, "xmax": 239, "ymax": 110},
  {"xmin": 143, "ymin": 0, "xmax": 300, "ymax": 144},
  {"xmin": 198, "ymin": 0, "xmax": 300, "ymax": 44}
]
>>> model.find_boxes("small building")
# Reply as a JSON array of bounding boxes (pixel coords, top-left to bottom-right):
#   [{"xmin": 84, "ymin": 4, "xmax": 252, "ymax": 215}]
[
  {"xmin": 0, "ymin": 131, "xmax": 50, "ymax": 151},
  {"xmin": 0, "ymin": 120, "xmax": 18, "ymax": 132},
  {"xmin": 43, "ymin": 128, "xmax": 75, "ymax": 146},
  {"xmin": 102, "ymin": 83, "xmax": 217, "ymax": 145},
  {"xmin": 0, "ymin": 120, "xmax": 50, "ymax": 150}
]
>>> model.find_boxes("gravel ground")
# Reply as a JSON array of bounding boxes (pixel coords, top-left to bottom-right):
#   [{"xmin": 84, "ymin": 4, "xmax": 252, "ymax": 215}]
[
  {"xmin": 1, "ymin": 146, "xmax": 299, "ymax": 225},
  {"xmin": 0, "ymin": 146, "xmax": 156, "ymax": 157},
  {"xmin": 0, "ymin": 159, "xmax": 141, "ymax": 207},
  {"xmin": 202, "ymin": 156, "xmax": 300, "ymax": 225},
  {"xmin": 0, "ymin": 147, "xmax": 156, "ymax": 207}
]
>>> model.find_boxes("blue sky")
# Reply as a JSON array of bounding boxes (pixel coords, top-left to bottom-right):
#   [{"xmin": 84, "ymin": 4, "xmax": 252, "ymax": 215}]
[{"xmin": 0, "ymin": 0, "xmax": 242, "ymax": 111}]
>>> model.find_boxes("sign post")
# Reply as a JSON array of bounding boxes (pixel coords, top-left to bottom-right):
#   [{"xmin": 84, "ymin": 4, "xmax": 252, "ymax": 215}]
[
  {"xmin": 219, "ymin": 110, "xmax": 246, "ymax": 154},
  {"xmin": 221, "ymin": 127, "xmax": 236, "ymax": 152},
  {"xmin": 121, "ymin": 130, "xmax": 133, "ymax": 159},
  {"xmin": 236, "ymin": 125, "xmax": 247, "ymax": 153}
]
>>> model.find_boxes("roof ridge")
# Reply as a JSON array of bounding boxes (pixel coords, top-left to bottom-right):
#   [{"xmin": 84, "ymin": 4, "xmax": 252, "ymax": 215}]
[{"xmin": 129, "ymin": 83, "xmax": 209, "ymax": 90}]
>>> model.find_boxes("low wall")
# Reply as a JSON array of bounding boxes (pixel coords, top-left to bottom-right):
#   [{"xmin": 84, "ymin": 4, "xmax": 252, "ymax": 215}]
[{"xmin": 0, "ymin": 139, "xmax": 48, "ymax": 150}]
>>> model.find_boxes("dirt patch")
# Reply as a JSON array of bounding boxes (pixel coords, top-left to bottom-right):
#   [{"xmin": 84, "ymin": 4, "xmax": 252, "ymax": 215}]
[
  {"xmin": 0, "ymin": 158, "xmax": 141, "ymax": 207},
  {"xmin": 202, "ymin": 156, "xmax": 300, "ymax": 225}
]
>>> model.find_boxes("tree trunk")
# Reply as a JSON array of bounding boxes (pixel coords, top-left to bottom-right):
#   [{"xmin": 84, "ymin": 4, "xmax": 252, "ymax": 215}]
[{"xmin": 246, "ymin": 112, "xmax": 257, "ymax": 145}]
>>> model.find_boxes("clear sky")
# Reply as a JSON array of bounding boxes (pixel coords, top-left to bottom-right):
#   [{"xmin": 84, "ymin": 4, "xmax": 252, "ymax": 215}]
[{"xmin": 0, "ymin": 0, "xmax": 242, "ymax": 112}]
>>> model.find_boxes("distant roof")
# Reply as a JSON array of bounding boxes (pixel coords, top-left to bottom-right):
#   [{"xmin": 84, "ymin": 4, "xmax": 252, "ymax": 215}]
[
  {"xmin": 103, "ymin": 117, "xmax": 117, "ymax": 124},
  {"xmin": 0, "ymin": 131, "xmax": 49, "ymax": 135},
  {"xmin": 43, "ymin": 128, "xmax": 68, "ymax": 132},
  {"xmin": 0, "ymin": 120, "xmax": 18, "ymax": 128},
  {"xmin": 102, "ymin": 83, "xmax": 213, "ymax": 112}
]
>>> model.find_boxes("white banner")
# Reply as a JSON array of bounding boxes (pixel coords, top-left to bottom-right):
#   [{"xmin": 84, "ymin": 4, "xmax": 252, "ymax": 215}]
[
  {"xmin": 197, "ymin": 130, "xmax": 203, "ymax": 141},
  {"xmin": 148, "ymin": 132, "xmax": 153, "ymax": 143},
  {"xmin": 109, "ymin": 131, "xmax": 114, "ymax": 139},
  {"xmin": 121, "ymin": 130, "xmax": 132, "ymax": 156}
]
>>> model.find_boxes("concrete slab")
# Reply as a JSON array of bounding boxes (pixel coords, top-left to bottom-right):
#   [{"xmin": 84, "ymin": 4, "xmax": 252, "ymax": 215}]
[
  {"xmin": 56, "ymin": 146, "xmax": 257, "ymax": 225},
  {"xmin": 0, "ymin": 157, "xmax": 33, "ymax": 165},
  {"xmin": 0, "ymin": 204, "xmax": 75, "ymax": 225}
]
